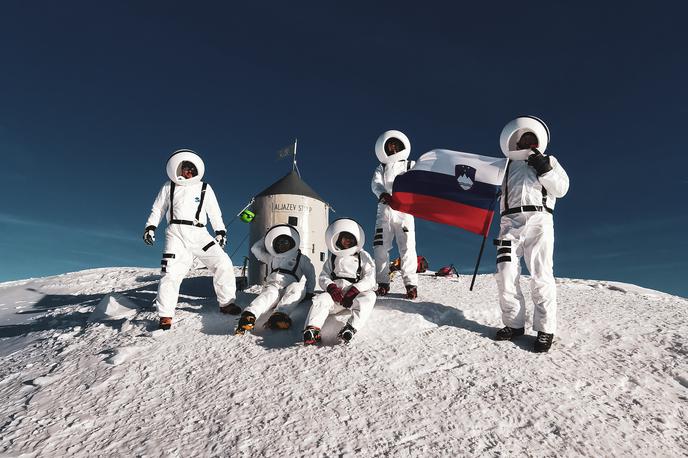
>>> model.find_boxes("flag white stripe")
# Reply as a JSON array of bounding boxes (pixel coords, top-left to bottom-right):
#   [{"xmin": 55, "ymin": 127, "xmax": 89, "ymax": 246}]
[{"xmin": 412, "ymin": 149, "xmax": 508, "ymax": 186}]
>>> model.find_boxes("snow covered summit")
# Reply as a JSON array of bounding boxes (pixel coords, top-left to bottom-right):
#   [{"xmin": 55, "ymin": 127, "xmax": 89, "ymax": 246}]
[{"xmin": 0, "ymin": 267, "xmax": 686, "ymax": 456}]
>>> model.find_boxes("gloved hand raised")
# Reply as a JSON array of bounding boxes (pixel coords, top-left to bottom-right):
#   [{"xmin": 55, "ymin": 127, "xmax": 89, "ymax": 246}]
[
  {"xmin": 215, "ymin": 230, "xmax": 227, "ymax": 249},
  {"xmin": 527, "ymin": 150, "xmax": 553, "ymax": 176},
  {"xmin": 379, "ymin": 192, "xmax": 392, "ymax": 205},
  {"xmin": 327, "ymin": 283, "xmax": 344, "ymax": 303},
  {"xmin": 341, "ymin": 286, "xmax": 360, "ymax": 308},
  {"xmin": 143, "ymin": 226, "xmax": 156, "ymax": 245}
]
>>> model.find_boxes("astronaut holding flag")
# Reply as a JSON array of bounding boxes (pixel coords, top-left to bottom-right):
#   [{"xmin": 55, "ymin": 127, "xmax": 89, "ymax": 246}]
[
  {"xmin": 493, "ymin": 116, "xmax": 569, "ymax": 353},
  {"xmin": 143, "ymin": 149, "xmax": 239, "ymax": 330},
  {"xmin": 371, "ymin": 130, "xmax": 419, "ymax": 299}
]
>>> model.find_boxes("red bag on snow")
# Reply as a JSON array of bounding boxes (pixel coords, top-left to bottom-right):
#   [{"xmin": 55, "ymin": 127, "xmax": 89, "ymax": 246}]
[{"xmin": 435, "ymin": 264, "xmax": 458, "ymax": 277}]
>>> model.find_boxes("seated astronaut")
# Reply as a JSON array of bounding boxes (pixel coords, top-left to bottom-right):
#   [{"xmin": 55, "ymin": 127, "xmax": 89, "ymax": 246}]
[
  {"xmin": 303, "ymin": 218, "xmax": 377, "ymax": 345},
  {"xmin": 235, "ymin": 224, "xmax": 315, "ymax": 335}
]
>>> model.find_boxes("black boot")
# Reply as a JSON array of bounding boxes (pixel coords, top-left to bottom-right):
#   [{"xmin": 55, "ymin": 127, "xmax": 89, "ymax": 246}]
[
  {"xmin": 265, "ymin": 311, "xmax": 292, "ymax": 330},
  {"xmin": 533, "ymin": 332, "xmax": 554, "ymax": 353},
  {"xmin": 220, "ymin": 303, "xmax": 241, "ymax": 315},
  {"xmin": 303, "ymin": 326, "xmax": 321, "ymax": 345},
  {"xmin": 159, "ymin": 317, "xmax": 173, "ymax": 331},
  {"xmin": 337, "ymin": 323, "xmax": 357, "ymax": 344},
  {"xmin": 405, "ymin": 285, "xmax": 418, "ymax": 299},
  {"xmin": 235, "ymin": 311, "xmax": 256, "ymax": 335},
  {"xmin": 376, "ymin": 283, "xmax": 390, "ymax": 296},
  {"xmin": 494, "ymin": 326, "xmax": 525, "ymax": 341}
]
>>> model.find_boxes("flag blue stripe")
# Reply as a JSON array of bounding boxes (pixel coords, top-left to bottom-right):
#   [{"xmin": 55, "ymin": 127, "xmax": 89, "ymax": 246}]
[{"xmin": 393, "ymin": 170, "xmax": 501, "ymax": 211}]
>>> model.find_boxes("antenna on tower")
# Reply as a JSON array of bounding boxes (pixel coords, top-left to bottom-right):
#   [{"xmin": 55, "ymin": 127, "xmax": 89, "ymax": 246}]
[
  {"xmin": 277, "ymin": 138, "xmax": 301, "ymax": 177},
  {"xmin": 292, "ymin": 138, "xmax": 301, "ymax": 177}
]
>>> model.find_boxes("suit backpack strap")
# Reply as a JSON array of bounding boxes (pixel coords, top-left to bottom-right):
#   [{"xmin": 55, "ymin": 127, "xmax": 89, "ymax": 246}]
[
  {"xmin": 194, "ymin": 182, "xmax": 208, "ymax": 223},
  {"xmin": 169, "ymin": 182, "xmax": 176, "ymax": 220}
]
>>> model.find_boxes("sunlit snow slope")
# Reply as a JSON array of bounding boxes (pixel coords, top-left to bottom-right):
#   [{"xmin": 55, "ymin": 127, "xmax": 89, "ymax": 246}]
[{"xmin": 1, "ymin": 267, "xmax": 686, "ymax": 456}]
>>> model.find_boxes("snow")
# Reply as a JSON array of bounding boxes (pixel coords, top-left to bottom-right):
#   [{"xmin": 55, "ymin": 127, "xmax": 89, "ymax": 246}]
[{"xmin": 0, "ymin": 267, "xmax": 687, "ymax": 456}]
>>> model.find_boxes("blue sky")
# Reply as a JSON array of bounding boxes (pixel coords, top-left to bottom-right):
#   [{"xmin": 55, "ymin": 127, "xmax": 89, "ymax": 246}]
[{"xmin": 1, "ymin": 1, "xmax": 686, "ymax": 297}]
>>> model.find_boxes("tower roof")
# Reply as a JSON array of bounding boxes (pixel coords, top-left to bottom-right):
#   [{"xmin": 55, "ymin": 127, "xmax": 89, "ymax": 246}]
[{"xmin": 256, "ymin": 171, "xmax": 325, "ymax": 203}]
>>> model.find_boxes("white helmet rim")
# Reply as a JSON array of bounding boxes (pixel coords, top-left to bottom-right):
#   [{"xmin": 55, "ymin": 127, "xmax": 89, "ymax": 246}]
[
  {"xmin": 166, "ymin": 149, "xmax": 206, "ymax": 186},
  {"xmin": 375, "ymin": 130, "xmax": 411, "ymax": 164},
  {"xmin": 325, "ymin": 218, "xmax": 365, "ymax": 256}
]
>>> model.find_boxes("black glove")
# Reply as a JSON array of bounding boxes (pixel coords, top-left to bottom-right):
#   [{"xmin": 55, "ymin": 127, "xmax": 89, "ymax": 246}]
[
  {"xmin": 379, "ymin": 192, "xmax": 392, "ymax": 205},
  {"xmin": 215, "ymin": 230, "xmax": 227, "ymax": 249},
  {"xmin": 527, "ymin": 150, "xmax": 553, "ymax": 176},
  {"xmin": 143, "ymin": 225, "xmax": 156, "ymax": 245}
]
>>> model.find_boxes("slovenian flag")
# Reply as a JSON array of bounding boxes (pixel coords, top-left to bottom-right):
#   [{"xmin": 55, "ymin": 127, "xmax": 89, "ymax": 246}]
[{"xmin": 390, "ymin": 149, "xmax": 508, "ymax": 236}]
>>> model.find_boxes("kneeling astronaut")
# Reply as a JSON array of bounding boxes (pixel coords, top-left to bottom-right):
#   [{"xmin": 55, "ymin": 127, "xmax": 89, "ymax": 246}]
[
  {"xmin": 235, "ymin": 224, "xmax": 315, "ymax": 335},
  {"xmin": 493, "ymin": 116, "xmax": 569, "ymax": 353},
  {"xmin": 303, "ymin": 218, "xmax": 377, "ymax": 345},
  {"xmin": 144, "ymin": 149, "xmax": 239, "ymax": 330}
]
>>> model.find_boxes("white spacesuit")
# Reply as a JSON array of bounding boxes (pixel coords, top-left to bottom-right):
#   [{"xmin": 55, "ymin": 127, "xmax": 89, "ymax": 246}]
[
  {"xmin": 144, "ymin": 149, "xmax": 237, "ymax": 329},
  {"xmin": 494, "ymin": 116, "xmax": 569, "ymax": 352},
  {"xmin": 371, "ymin": 130, "xmax": 419, "ymax": 298},
  {"xmin": 235, "ymin": 225, "xmax": 316, "ymax": 334},
  {"xmin": 303, "ymin": 218, "xmax": 377, "ymax": 345}
]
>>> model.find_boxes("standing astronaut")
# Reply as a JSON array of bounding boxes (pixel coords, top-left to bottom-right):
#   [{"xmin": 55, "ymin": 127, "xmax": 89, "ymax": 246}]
[
  {"xmin": 493, "ymin": 116, "xmax": 569, "ymax": 352},
  {"xmin": 303, "ymin": 218, "xmax": 377, "ymax": 345},
  {"xmin": 143, "ymin": 149, "xmax": 240, "ymax": 330},
  {"xmin": 235, "ymin": 224, "xmax": 315, "ymax": 335},
  {"xmin": 371, "ymin": 130, "xmax": 419, "ymax": 299}
]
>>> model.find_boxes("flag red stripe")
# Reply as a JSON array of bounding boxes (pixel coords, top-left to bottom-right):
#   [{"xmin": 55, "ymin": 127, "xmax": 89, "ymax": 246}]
[{"xmin": 391, "ymin": 192, "xmax": 495, "ymax": 236}]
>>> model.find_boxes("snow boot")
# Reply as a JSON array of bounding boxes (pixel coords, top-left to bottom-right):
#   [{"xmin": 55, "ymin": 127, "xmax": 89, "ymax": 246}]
[
  {"xmin": 376, "ymin": 283, "xmax": 390, "ymax": 296},
  {"xmin": 533, "ymin": 332, "xmax": 554, "ymax": 353},
  {"xmin": 303, "ymin": 326, "xmax": 321, "ymax": 345},
  {"xmin": 265, "ymin": 311, "xmax": 292, "ymax": 330},
  {"xmin": 220, "ymin": 303, "xmax": 241, "ymax": 315},
  {"xmin": 494, "ymin": 326, "xmax": 525, "ymax": 341},
  {"xmin": 337, "ymin": 323, "xmax": 357, "ymax": 344},
  {"xmin": 235, "ymin": 311, "xmax": 256, "ymax": 335},
  {"xmin": 159, "ymin": 317, "xmax": 173, "ymax": 331},
  {"xmin": 405, "ymin": 285, "xmax": 418, "ymax": 299}
]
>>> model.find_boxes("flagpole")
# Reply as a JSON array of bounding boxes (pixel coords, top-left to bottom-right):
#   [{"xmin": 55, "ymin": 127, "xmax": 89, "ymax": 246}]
[
  {"xmin": 469, "ymin": 195, "xmax": 499, "ymax": 291},
  {"xmin": 469, "ymin": 233, "xmax": 488, "ymax": 291},
  {"xmin": 292, "ymin": 138, "xmax": 298, "ymax": 173}
]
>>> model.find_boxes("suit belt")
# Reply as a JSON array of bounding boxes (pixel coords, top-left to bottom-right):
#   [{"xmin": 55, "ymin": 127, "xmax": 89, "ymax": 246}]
[
  {"xmin": 170, "ymin": 219, "xmax": 205, "ymax": 227},
  {"xmin": 501, "ymin": 205, "xmax": 553, "ymax": 216}
]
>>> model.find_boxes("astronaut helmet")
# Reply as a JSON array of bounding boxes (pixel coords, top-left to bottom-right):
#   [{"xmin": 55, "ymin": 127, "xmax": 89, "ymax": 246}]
[
  {"xmin": 325, "ymin": 218, "xmax": 365, "ymax": 257},
  {"xmin": 166, "ymin": 149, "xmax": 206, "ymax": 186},
  {"xmin": 375, "ymin": 130, "xmax": 411, "ymax": 164},
  {"xmin": 499, "ymin": 116, "xmax": 550, "ymax": 160},
  {"xmin": 264, "ymin": 224, "xmax": 300, "ymax": 258}
]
